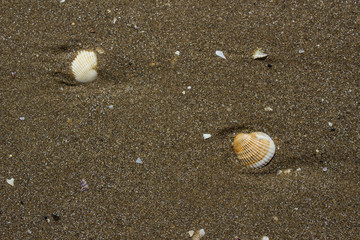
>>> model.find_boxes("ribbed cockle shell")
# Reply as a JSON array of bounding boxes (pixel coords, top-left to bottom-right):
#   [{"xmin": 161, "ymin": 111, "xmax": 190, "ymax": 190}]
[
  {"xmin": 71, "ymin": 50, "xmax": 98, "ymax": 83},
  {"xmin": 233, "ymin": 132, "xmax": 275, "ymax": 169}
]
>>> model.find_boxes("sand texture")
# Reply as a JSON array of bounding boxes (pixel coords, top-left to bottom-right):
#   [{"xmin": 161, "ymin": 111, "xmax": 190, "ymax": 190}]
[{"xmin": 1, "ymin": 1, "xmax": 359, "ymax": 239}]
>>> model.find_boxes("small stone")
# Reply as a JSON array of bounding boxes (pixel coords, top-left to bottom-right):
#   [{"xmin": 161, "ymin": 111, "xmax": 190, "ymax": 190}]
[
  {"xmin": 262, "ymin": 236, "xmax": 270, "ymax": 240},
  {"xmin": 175, "ymin": 51, "xmax": 180, "ymax": 55},
  {"xmin": 299, "ymin": 49, "xmax": 305, "ymax": 54},
  {"xmin": 19, "ymin": 117, "xmax": 25, "ymax": 120},
  {"xmin": 328, "ymin": 122, "xmax": 333, "ymax": 127},
  {"xmin": 109, "ymin": 105, "xmax": 114, "ymax": 109},
  {"xmin": 136, "ymin": 158, "xmax": 143, "ymax": 164},
  {"xmin": 264, "ymin": 107, "xmax": 273, "ymax": 112},
  {"xmin": 323, "ymin": 167, "xmax": 328, "ymax": 172},
  {"xmin": 51, "ymin": 214, "xmax": 61, "ymax": 221},
  {"xmin": 296, "ymin": 168, "xmax": 301, "ymax": 171},
  {"xmin": 283, "ymin": 168, "xmax": 292, "ymax": 174}
]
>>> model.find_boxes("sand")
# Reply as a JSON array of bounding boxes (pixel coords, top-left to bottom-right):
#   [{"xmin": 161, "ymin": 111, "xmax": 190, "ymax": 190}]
[{"xmin": 1, "ymin": 1, "xmax": 359, "ymax": 239}]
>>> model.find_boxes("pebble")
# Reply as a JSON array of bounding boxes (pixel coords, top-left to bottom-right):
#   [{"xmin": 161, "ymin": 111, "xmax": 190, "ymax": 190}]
[
  {"xmin": 19, "ymin": 117, "xmax": 25, "ymax": 120},
  {"xmin": 323, "ymin": 167, "xmax": 328, "ymax": 172},
  {"xmin": 109, "ymin": 105, "xmax": 114, "ymax": 109},
  {"xmin": 175, "ymin": 51, "xmax": 180, "ymax": 55},
  {"xmin": 299, "ymin": 49, "xmax": 305, "ymax": 54}
]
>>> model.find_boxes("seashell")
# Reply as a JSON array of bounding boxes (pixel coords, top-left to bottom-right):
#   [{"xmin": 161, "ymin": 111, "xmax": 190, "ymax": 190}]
[
  {"xmin": 233, "ymin": 132, "xmax": 275, "ymax": 169},
  {"xmin": 252, "ymin": 48, "xmax": 268, "ymax": 60},
  {"xmin": 71, "ymin": 50, "xmax": 98, "ymax": 83}
]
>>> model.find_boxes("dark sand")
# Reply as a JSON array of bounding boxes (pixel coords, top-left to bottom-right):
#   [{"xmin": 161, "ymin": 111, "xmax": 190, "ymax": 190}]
[{"xmin": 1, "ymin": 1, "xmax": 359, "ymax": 239}]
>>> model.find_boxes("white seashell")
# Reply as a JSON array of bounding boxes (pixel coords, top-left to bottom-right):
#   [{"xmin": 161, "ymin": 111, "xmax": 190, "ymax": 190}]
[
  {"xmin": 233, "ymin": 132, "xmax": 275, "ymax": 169},
  {"xmin": 71, "ymin": 50, "xmax": 98, "ymax": 83},
  {"xmin": 253, "ymin": 49, "xmax": 268, "ymax": 59},
  {"xmin": 192, "ymin": 229, "xmax": 205, "ymax": 240}
]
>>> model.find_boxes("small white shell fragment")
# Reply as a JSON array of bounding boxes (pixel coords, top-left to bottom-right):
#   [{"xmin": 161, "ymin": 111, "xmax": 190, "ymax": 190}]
[
  {"xmin": 283, "ymin": 168, "xmax": 292, "ymax": 174},
  {"xmin": 277, "ymin": 170, "xmax": 283, "ymax": 175},
  {"xmin": 71, "ymin": 50, "xmax": 98, "ymax": 83},
  {"xmin": 188, "ymin": 230, "xmax": 195, "ymax": 237},
  {"xmin": 60, "ymin": 0, "xmax": 65, "ymax": 2},
  {"xmin": 299, "ymin": 49, "xmax": 305, "ymax": 54},
  {"xmin": 264, "ymin": 107, "xmax": 273, "ymax": 111},
  {"xmin": 187, "ymin": 86, "xmax": 191, "ymax": 90},
  {"xmin": 113, "ymin": 17, "xmax": 117, "ymax": 24},
  {"xmin": 6, "ymin": 178, "xmax": 14, "ymax": 186},
  {"xmin": 261, "ymin": 236, "xmax": 270, "ymax": 240},
  {"xmin": 19, "ymin": 117, "xmax": 25, "ymax": 120},
  {"xmin": 296, "ymin": 168, "xmax": 301, "ymax": 171},
  {"xmin": 109, "ymin": 105, "xmax": 114, "ymax": 109},
  {"xmin": 323, "ymin": 167, "xmax": 328, "ymax": 172},
  {"xmin": 175, "ymin": 51, "xmax": 180, "ymax": 55},
  {"xmin": 215, "ymin": 50, "xmax": 226, "ymax": 59},
  {"xmin": 136, "ymin": 158, "xmax": 143, "ymax": 164},
  {"xmin": 328, "ymin": 122, "xmax": 333, "ymax": 127},
  {"xmin": 182, "ymin": 91, "xmax": 186, "ymax": 95},
  {"xmin": 253, "ymin": 49, "xmax": 268, "ymax": 59},
  {"xmin": 192, "ymin": 229, "xmax": 205, "ymax": 240},
  {"xmin": 203, "ymin": 134, "xmax": 212, "ymax": 139}
]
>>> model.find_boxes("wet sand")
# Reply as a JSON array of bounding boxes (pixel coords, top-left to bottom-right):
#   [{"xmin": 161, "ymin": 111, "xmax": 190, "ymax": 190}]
[{"xmin": 1, "ymin": 1, "xmax": 359, "ymax": 239}]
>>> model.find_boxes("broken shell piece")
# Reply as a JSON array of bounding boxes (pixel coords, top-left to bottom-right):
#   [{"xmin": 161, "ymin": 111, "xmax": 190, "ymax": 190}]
[
  {"xmin": 192, "ymin": 229, "xmax": 205, "ymax": 240},
  {"xmin": 233, "ymin": 132, "xmax": 275, "ymax": 169},
  {"xmin": 253, "ymin": 49, "xmax": 268, "ymax": 60},
  {"xmin": 203, "ymin": 134, "xmax": 212, "ymax": 139},
  {"xmin": 71, "ymin": 50, "xmax": 98, "ymax": 83},
  {"xmin": 188, "ymin": 230, "xmax": 195, "ymax": 237},
  {"xmin": 6, "ymin": 178, "xmax": 14, "ymax": 186},
  {"xmin": 216, "ymin": 50, "xmax": 226, "ymax": 59},
  {"xmin": 264, "ymin": 107, "xmax": 273, "ymax": 112}
]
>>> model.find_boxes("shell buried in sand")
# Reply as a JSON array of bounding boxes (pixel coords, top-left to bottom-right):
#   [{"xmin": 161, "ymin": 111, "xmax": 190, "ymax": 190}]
[
  {"xmin": 71, "ymin": 50, "xmax": 98, "ymax": 83},
  {"xmin": 233, "ymin": 132, "xmax": 275, "ymax": 169}
]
